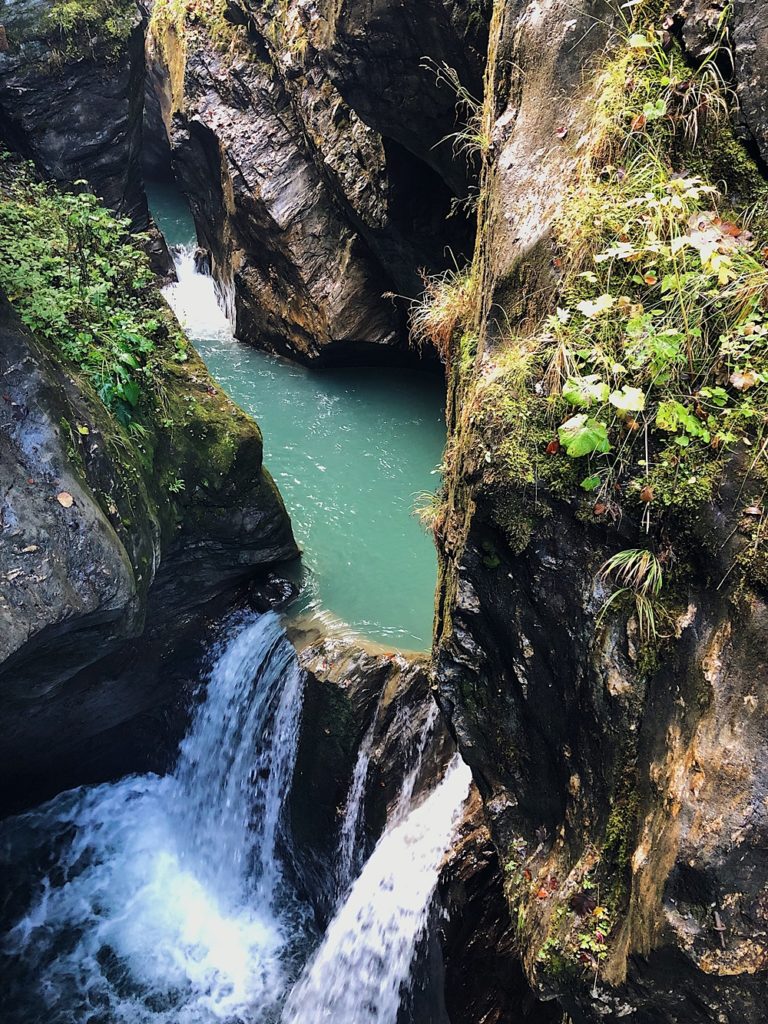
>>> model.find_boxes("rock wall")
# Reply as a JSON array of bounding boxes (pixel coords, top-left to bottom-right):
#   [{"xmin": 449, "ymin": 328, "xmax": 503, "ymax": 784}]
[
  {"xmin": 144, "ymin": 0, "xmax": 486, "ymax": 363},
  {"xmin": 432, "ymin": 0, "xmax": 768, "ymax": 1021},
  {"xmin": 288, "ymin": 626, "xmax": 544, "ymax": 1020},
  {"xmin": 0, "ymin": 285, "xmax": 297, "ymax": 808},
  {"xmin": 0, "ymin": 0, "xmax": 148, "ymax": 227}
]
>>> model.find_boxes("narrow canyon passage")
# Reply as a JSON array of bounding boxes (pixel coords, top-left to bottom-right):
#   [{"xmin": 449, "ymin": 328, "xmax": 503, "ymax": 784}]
[
  {"xmin": 0, "ymin": 184, "xmax": 466, "ymax": 1023},
  {"xmin": 3, "ymin": 0, "xmax": 768, "ymax": 1019},
  {"xmin": 151, "ymin": 182, "xmax": 446, "ymax": 649}
]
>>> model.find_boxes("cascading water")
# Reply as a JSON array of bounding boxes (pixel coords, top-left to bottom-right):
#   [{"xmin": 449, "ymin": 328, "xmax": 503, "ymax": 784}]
[
  {"xmin": 0, "ymin": 207, "xmax": 467, "ymax": 1024},
  {"xmin": 162, "ymin": 244, "xmax": 233, "ymax": 343},
  {"xmin": 0, "ymin": 613, "xmax": 310, "ymax": 1024},
  {"xmin": 281, "ymin": 754, "xmax": 472, "ymax": 1024},
  {"xmin": 335, "ymin": 713, "xmax": 377, "ymax": 898}
]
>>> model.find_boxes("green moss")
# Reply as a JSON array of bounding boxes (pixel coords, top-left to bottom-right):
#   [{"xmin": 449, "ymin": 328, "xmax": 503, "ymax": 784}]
[
  {"xmin": 458, "ymin": 17, "xmax": 768, "ymax": 607},
  {"xmin": 150, "ymin": 0, "xmax": 250, "ymax": 58},
  {"xmin": 1, "ymin": 0, "xmax": 137, "ymax": 57}
]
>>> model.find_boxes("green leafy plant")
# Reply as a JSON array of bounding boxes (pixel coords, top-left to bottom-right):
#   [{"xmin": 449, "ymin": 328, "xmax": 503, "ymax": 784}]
[{"xmin": 0, "ymin": 158, "xmax": 188, "ymax": 424}]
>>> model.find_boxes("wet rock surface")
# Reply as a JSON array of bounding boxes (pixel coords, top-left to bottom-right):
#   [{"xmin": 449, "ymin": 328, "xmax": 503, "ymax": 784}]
[
  {"xmin": 289, "ymin": 632, "xmax": 442, "ymax": 915},
  {"xmin": 144, "ymin": 0, "xmax": 484, "ymax": 363},
  {"xmin": 431, "ymin": 1, "xmax": 768, "ymax": 1020},
  {"xmin": 0, "ymin": 293, "xmax": 298, "ymax": 806},
  {"xmin": 0, "ymin": 0, "xmax": 149, "ymax": 228}
]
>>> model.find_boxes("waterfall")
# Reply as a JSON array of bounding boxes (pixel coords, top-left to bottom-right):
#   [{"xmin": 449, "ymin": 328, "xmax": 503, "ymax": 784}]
[
  {"xmin": 173, "ymin": 616, "xmax": 304, "ymax": 904},
  {"xmin": 162, "ymin": 244, "xmax": 233, "ymax": 342},
  {"xmin": 0, "ymin": 612, "xmax": 307, "ymax": 1024},
  {"xmin": 281, "ymin": 754, "xmax": 472, "ymax": 1024},
  {"xmin": 335, "ymin": 713, "xmax": 377, "ymax": 897}
]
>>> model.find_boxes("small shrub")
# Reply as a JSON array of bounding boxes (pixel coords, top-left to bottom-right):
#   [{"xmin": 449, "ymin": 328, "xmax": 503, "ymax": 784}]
[{"xmin": 0, "ymin": 159, "xmax": 188, "ymax": 424}]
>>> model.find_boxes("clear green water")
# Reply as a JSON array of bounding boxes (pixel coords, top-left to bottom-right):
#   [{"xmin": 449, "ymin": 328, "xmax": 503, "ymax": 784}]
[{"xmin": 148, "ymin": 184, "xmax": 445, "ymax": 649}]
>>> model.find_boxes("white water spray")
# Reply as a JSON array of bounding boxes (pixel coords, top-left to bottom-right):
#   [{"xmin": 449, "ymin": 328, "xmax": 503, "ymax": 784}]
[
  {"xmin": 162, "ymin": 245, "xmax": 233, "ymax": 342},
  {"xmin": 281, "ymin": 754, "xmax": 472, "ymax": 1024},
  {"xmin": 0, "ymin": 613, "xmax": 306, "ymax": 1024}
]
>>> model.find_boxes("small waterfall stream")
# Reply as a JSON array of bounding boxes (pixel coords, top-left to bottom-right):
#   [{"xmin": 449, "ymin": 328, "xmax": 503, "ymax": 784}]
[{"xmin": 282, "ymin": 755, "xmax": 472, "ymax": 1024}]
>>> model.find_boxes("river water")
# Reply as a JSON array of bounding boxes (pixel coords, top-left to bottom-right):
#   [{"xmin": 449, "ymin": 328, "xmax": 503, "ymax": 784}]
[{"xmin": 150, "ymin": 182, "xmax": 445, "ymax": 651}]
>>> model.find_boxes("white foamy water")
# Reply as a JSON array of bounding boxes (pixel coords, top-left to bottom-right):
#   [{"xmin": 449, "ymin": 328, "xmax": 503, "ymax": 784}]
[
  {"xmin": 162, "ymin": 245, "xmax": 233, "ymax": 342},
  {"xmin": 0, "ymin": 613, "xmax": 307, "ymax": 1024},
  {"xmin": 281, "ymin": 754, "xmax": 472, "ymax": 1024},
  {"xmin": 335, "ymin": 714, "xmax": 376, "ymax": 898}
]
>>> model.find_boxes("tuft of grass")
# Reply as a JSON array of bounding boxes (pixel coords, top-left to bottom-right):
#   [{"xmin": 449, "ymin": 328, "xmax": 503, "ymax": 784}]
[
  {"xmin": 413, "ymin": 489, "xmax": 447, "ymax": 532},
  {"xmin": 409, "ymin": 266, "xmax": 477, "ymax": 362},
  {"xmin": 597, "ymin": 548, "xmax": 664, "ymax": 640},
  {"xmin": 423, "ymin": 58, "xmax": 490, "ymax": 161}
]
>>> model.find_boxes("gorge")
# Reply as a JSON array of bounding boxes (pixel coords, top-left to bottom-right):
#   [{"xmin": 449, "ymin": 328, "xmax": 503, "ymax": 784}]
[{"xmin": 1, "ymin": 0, "xmax": 768, "ymax": 1022}]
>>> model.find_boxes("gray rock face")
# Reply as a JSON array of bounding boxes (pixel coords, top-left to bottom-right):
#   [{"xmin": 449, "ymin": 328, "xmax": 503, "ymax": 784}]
[
  {"xmin": 432, "ymin": 1, "xmax": 768, "ymax": 1019},
  {"xmin": 0, "ymin": 301, "xmax": 140, "ymax": 694},
  {"xmin": 0, "ymin": 295, "xmax": 298, "ymax": 804},
  {"xmin": 288, "ymin": 627, "xmax": 539, "ymax": 1019},
  {"xmin": 289, "ymin": 631, "xmax": 441, "ymax": 911},
  {"xmin": 145, "ymin": 0, "xmax": 485, "ymax": 363},
  {"xmin": 673, "ymin": 0, "xmax": 768, "ymax": 166},
  {"xmin": 0, "ymin": 0, "xmax": 149, "ymax": 228},
  {"xmin": 159, "ymin": 40, "xmax": 401, "ymax": 363}
]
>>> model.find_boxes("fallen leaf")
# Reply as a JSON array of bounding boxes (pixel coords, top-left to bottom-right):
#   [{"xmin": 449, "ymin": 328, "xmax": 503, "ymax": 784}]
[
  {"xmin": 744, "ymin": 505, "xmax": 763, "ymax": 516},
  {"xmin": 56, "ymin": 491, "xmax": 74, "ymax": 508},
  {"xmin": 631, "ymin": 113, "xmax": 647, "ymax": 132},
  {"xmin": 718, "ymin": 220, "xmax": 742, "ymax": 238},
  {"xmin": 536, "ymin": 887, "xmax": 550, "ymax": 901},
  {"xmin": 593, "ymin": 502, "xmax": 607, "ymax": 516},
  {"xmin": 730, "ymin": 370, "xmax": 757, "ymax": 391}
]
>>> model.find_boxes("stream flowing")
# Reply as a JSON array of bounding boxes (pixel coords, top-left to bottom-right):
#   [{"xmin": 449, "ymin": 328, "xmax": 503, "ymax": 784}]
[
  {"xmin": 152, "ymin": 181, "xmax": 445, "ymax": 650},
  {"xmin": 1, "ymin": 614, "xmax": 470, "ymax": 1024},
  {"xmin": 0, "ymin": 613, "xmax": 309, "ymax": 1024}
]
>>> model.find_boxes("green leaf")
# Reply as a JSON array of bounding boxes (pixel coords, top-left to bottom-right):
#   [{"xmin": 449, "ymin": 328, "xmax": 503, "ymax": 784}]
[
  {"xmin": 558, "ymin": 415, "xmax": 612, "ymax": 458},
  {"xmin": 609, "ymin": 386, "xmax": 645, "ymax": 412},
  {"xmin": 656, "ymin": 399, "xmax": 710, "ymax": 441},
  {"xmin": 581, "ymin": 474, "xmax": 602, "ymax": 492},
  {"xmin": 120, "ymin": 378, "xmax": 140, "ymax": 407},
  {"xmin": 563, "ymin": 374, "xmax": 610, "ymax": 408}
]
